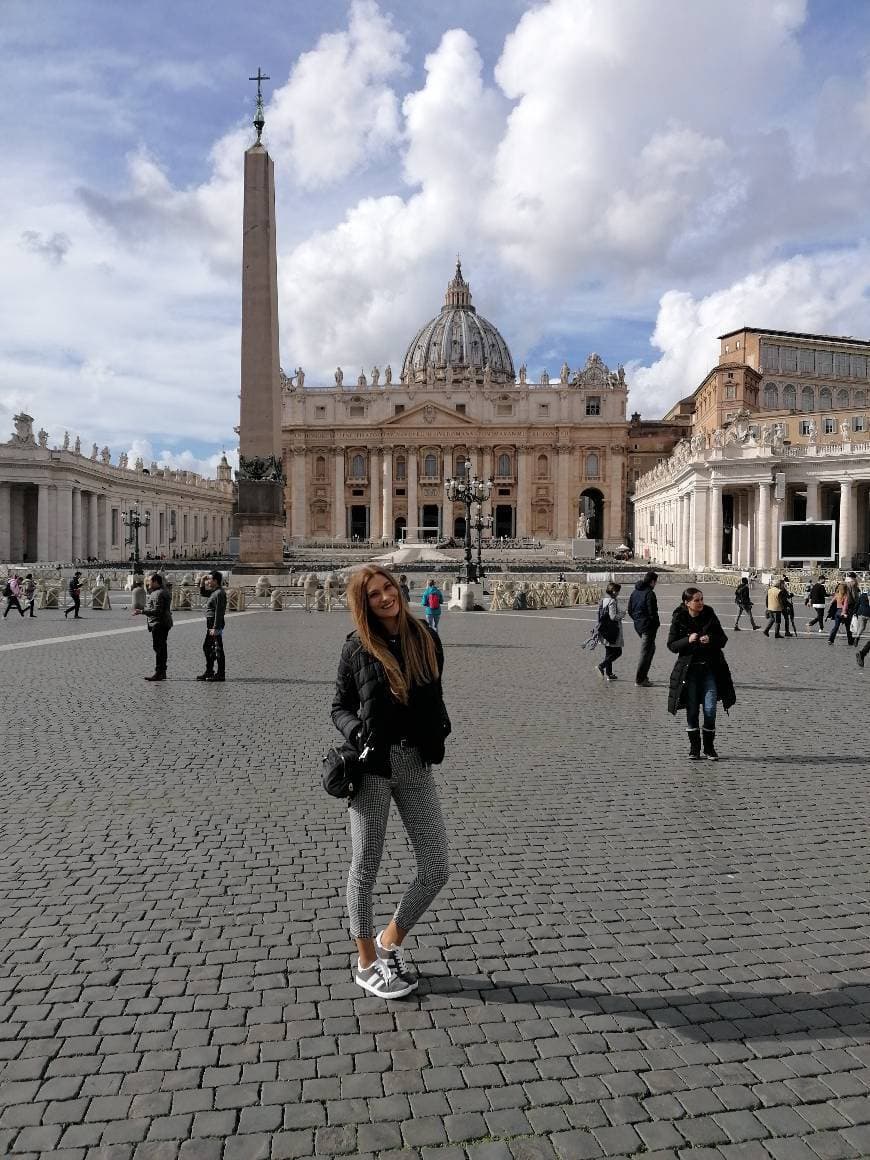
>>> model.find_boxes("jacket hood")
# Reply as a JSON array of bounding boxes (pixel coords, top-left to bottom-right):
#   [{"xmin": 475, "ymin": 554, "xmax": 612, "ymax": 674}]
[{"xmin": 634, "ymin": 579, "xmax": 647, "ymax": 591}]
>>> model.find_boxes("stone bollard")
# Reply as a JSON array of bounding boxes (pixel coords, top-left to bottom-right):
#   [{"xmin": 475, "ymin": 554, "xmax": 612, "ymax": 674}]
[{"xmin": 270, "ymin": 590, "xmax": 283, "ymax": 611}]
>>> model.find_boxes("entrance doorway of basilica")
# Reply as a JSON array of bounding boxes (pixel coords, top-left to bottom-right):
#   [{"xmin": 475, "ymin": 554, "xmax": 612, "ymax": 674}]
[
  {"xmin": 394, "ymin": 516, "xmax": 406, "ymax": 542},
  {"xmin": 494, "ymin": 504, "xmax": 514, "ymax": 538},
  {"xmin": 579, "ymin": 489, "xmax": 604, "ymax": 539},
  {"xmin": 421, "ymin": 504, "xmax": 440, "ymax": 538},
  {"xmin": 454, "ymin": 516, "xmax": 466, "ymax": 539},
  {"xmin": 349, "ymin": 505, "xmax": 367, "ymax": 541}
]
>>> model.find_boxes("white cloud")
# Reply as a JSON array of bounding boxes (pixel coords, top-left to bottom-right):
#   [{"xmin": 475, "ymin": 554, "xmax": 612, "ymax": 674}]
[{"xmin": 628, "ymin": 247, "xmax": 870, "ymax": 415}]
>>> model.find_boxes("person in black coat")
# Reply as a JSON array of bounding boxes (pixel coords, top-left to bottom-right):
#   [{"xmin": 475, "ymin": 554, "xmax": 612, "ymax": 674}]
[
  {"xmin": 667, "ymin": 587, "xmax": 736, "ymax": 761},
  {"xmin": 331, "ymin": 564, "xmax": 451, "ymax": 1000},
  {"xmin": 627, "ymin": 570, "xmax": 659, "ymax": 685}
]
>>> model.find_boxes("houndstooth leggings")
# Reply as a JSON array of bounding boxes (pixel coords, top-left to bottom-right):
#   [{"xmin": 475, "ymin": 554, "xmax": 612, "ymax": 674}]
[{"xmin": 347, "ymin": 744, "xmax": 450, "ymax": 939}]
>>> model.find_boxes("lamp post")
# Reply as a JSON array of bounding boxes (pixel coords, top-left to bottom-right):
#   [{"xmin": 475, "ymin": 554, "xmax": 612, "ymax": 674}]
[
  {"xmin": 444, "ymin": 461, "xmax": 492, "ymax": 585},
  {"xmin": 471, "ymin": 504, "xmax": 494, "ymax": 583},
  {"xmin": 122, "ymin": 505, "xmax": 150, "ymax": 574}
]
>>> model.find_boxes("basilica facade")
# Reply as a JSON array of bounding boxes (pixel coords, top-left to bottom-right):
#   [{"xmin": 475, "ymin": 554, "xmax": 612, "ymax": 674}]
[{"xmin": 281, "ymin": 263, "xmax": 632, "ymax": 545}]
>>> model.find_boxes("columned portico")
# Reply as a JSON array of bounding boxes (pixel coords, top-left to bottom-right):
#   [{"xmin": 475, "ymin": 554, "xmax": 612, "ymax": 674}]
[
  {"xmin": 757, "ymin": 480, "xmax": 771, "ymax": 570},
  {"xmin": 291, "ymin": 449, "xmax": 306, "ymax": 540},
  {"xmin": 407, "ymin": 449, "xmax": 418, "ymax": 532},
  {"xmin": 839, "ymin": 480, "xmax": 855, "ymax": 568},
  {"xmin": 516, "ymin": 447, "xmax": 530, "ymax": 537},
  {"xmin": 56, "ymin": 485, "xmax": 73, "ymax": 562},
  {"xmin": 369, "ymin": 449, "xmax": 382, "ymax": 541},
  {"xmin": 87, "ymin": 492, "xmax": 99, "ymax": 557},
  {"xmin": 805, "ymin": 478, "xmax": 820, "ymax": 522},
  {"xmin": 71, "ymin": 487, "xmax": 82, "ymax": 559},
  {"xmin": 709, "ymin": 481, "xmax": 722, "ymax": 567},
  {"xmin": 333, "ymin": 453, "xmax": 345, "ymax": 539},
  {"xmin": 689, "ymin": 486, "xmax": 708, "ymax": 569},
  {"xmin": 381, "ymin": 449, "xmax": 393, "ymax": 542}
]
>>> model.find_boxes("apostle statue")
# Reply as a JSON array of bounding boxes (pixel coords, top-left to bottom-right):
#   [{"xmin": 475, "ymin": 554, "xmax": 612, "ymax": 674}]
[
  {"xmin": 518, "ymin": 363, "xmax": 527, "ymax": 384},
  {"xmin": 100, "ymin": 446, "xmax": 111, "ymax": 464},
  {"xmin": 38, "ymin": 428, "xmax": 48, "ymax": 448},
  {"xmin": 711, "ymin": 427, "xmax": 724, "ymax": 449},
  {"xmin": 483, "ymin": 363, "xmax": 492, "ymax": 387},
  {"xmin": 384, "ymin": 364, "xmax": 392, "ymax": 385},
  {"xmin": 560, "ymin": 361, "xmax": 570, "ymax": 385},
  {"xmin": 805, "ymin": 417, "xmax": 817, "ymax": 442},
  {"xmin": 91, "ymin": 443, "xmax": 98, "ymax": 459},
  {"xmin": 358, "ymin": 369, "xmax": 367, "ymax": 387},
  {"xmin": 295, "ymin": 366, "xmax": 305, "ymax": 389},
  {"xmin": 74, "ymin": 435, "xmax": 81, "ymax": 454},
  {"xmin": 540, "ymin": 370, "xmax": 549, "ymax": 385},
  {"xmin": 841, "ymin": 418, "xmax": 851, "ymax": 441},
  {"xmin": 334, "ymin": 366, "xmax": 343, "ymax": 387},
  {"xmin": 371, "ymin": 365, "xmax": 379, "ymax": 387},
  {"xmin": 62, "ymin": 430, "xmax": 70, "ymax": 450}
]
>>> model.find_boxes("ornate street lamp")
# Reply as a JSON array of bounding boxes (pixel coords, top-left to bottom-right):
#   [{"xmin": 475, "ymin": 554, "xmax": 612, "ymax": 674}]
[
  {"xmin": 471, "ymin": 504, "xmax": 494, "ymax": 583},
  {"xmin": 122, "ymin": 505, "xmax": 150, "ymax": 574},
  {"xmin": 444, "ymin": 461, "xmax": 492, "ymax": 585}
]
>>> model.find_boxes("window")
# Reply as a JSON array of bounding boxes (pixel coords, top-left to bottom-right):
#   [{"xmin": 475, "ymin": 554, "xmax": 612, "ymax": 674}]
[
  {"xmin": 725, "ymin": 384, "xmax": 736, "ymax": 399},
  {"xmin": 395, "ymin": 456, "xmax": 406, "ymax": 481},
  {"xmin": 158, "ymin": 511, "xmax": 165, "ymax": 543},
  {"xmin": 783, "ymin": 384, "xmax": 796, "ymax": 409},
  {"xmin": 350, "ymin": 453, "xmax": 366, "ymax": 479},
  {"xmin": 764, "ymin": 383, "xmax": 778, "ymax": 409},
  {"xmin": 586, "ymin": 453, "xmax": 600, "ymax": 479},
  {"xmin": 455, "ymin": 403, "xmax": 466, "ymax": 414},
  {"xmin": 855, "ymin": 390, "xmax": 866, "ymax": 407},
  {"xmin": 836, "ymin": 388, "xmax": 850, "ymax": 409},
  {"xmin": 585, "ymin": 396, "xmax": 601, "ymax": 416},
  {"xmin": 112, "ymin": 508, "xmax": 119, "ymax": 546},
  {"xmin": 496, "ymin": 403, "xmax": 512, "ymax": 416},
  {"xmin": 537, "ymin": 403, "xmax": 549, "ymax": 417},
  {"xmin": 349, "ymin": 405, "xmax": 364, "ymax": 418},
  {"xmin": 724, "ymin": 412, "xmax": 736, "ymax": 422},
  {"xmin": 536, "ymin": 454, "xmax": 548, "ymax": 480},
  {"xmin": 315, "ymin": 456, "xmax": 326, "ymax": 481},
  {"xmin": 799, "ymin": 420, "xmax": 812, "ymax": 436},
  {"xmin": 853, "ymin": 415, "xmax": 865, "ymax": 433},
  {"xmin": 394, "ymin": 404, "xmax": 405, "ymax": 415},
  {"xmin": 395, "ymin": 488, "xmax": 406, "ymax": 496},
  {"xmin": 824, "ymin": 417, "xmax": 836, "ymax": 434},
  {"xmin": 315, "ymin": 405, "xmax": 326, "ymax": 417},
  {"xmin": 726, "ymin": 371, "xmax": 734, "ymax": 379},
  {"xmin": 423, "ymin": 453, "xmax": 437, "ymax": 477},
  {"xmin": 819, "ymin": 386, "xmax": 832, "ymax": 410},
  {"xmin": 497, "ymin": 452, "xmax": 511, "ymax": 478},
  {"xmin": 454, "ymin": 454, "xmax": 467, "ymax": 476},
  {"xmin": 800, "ymin": 386, "xmax": 815, "ymax": 412}
]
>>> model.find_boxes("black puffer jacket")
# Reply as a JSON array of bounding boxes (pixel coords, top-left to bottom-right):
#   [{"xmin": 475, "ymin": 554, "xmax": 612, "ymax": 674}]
[
  {"xmin": 331, "ymin": 625, "xmax": 450, "ymax": 776},
  {"xmin": 666, "ymin": 604, "xmax": 736, "ymax": 716}
]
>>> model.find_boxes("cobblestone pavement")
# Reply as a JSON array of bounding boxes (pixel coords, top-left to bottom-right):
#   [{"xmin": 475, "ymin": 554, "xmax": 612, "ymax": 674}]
[{"xmin": 1, "ymin": 582, "xmax": 869, "ymax": 1160}]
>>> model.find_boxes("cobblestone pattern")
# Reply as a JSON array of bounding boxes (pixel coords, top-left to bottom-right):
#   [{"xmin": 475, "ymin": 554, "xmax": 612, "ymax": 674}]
[{"xmin": 0, "ymin": 583, "xmax": 868, "ymax": 1160}]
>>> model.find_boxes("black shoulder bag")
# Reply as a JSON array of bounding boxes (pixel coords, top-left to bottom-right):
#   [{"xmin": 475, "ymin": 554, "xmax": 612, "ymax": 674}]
[{"xmin": 322, "ymin": 741, "xmax": 371, "ymax": 801}]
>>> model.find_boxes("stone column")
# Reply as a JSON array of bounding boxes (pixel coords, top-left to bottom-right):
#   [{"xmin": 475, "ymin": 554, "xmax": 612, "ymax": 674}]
[
  {"xmin": 407, "ymin": 448, "xmax": 418, "ymax": 533},
  {"xmin": 839, "ymin": 480, "xmax": 854, "ymax": 569},
  {"xmin": 516, "ymin": 447, "xmax": 530, "ymax": 537},
  {"xmin": 0, "ymin": 483, "xmax": 11, "ymax": 562},
  {"xmin": 381, "ymin": 449, "xmax": 393, "ymax": 542},
  {"xmin": 608, "ymin": 446, "xmax": 625, "ymax": 541},
  {"xmin": 805, "ymin": 478, "xmax": 820, "ymax": 521},
  {"xmin": 98, "ymin": 495, "xmax": 108, "ymax": 558},
  {"xmin": 555, "ymin": 446, "xmax": 573, "ymax": 539},
  {"xmin": 689, "ymin": 486, "xmax": 708, "ymax": 569},
  {"xmin": 369, "ymin": 449, "xmax": 382, "ymax": 541},
  {"xmin": 757, "ymin": 480, "xmax": 771, "ymax": 570},
  {"xmin": 709, "ymin": 482, "xmax": 722, "ymax": 568},
  {"xmin": 56, "ymin": 485, "xmax": 73, "ymax": 562},
  {"xmin": 71, "ymin": 487, "xmax": 82, "ymax": 560},
  {"xmin": 87, "ymin": 493, "xmax": 99, "ymax": 558},
  {"xmin": 333, "ymin": 453, "xmax": 345, "ymax": 539},
  {"xmin": 291, "ymin": 448, "xmax": 306, "ymax": 541},
  {"xmin": 681, "ymin": 494, "xmax": 691, "ymax": 566}
]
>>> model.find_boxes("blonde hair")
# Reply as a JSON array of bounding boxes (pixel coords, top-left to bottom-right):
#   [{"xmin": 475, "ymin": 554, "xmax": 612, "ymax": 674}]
[{"xmin": 346, "ymin": 566, "xmax": 439, "ymax": 703}]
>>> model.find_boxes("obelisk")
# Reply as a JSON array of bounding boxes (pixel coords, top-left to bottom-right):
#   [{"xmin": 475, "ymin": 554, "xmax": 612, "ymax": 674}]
[{"xmin": 235, "ymin": 69, "xmax": 285, "ymax": 572}]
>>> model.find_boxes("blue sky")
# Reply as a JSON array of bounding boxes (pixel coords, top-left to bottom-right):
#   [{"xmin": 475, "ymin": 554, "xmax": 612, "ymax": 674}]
[{"xmin": 4, "ymin": 0, "xmax": 870, "ymax": 473}]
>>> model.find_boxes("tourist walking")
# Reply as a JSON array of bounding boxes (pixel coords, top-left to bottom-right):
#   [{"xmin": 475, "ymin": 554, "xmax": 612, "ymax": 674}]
[
  {"xmin": 331, "ymin": 565, "xmax": 451, "ymax": 999},
  {"xmin": 197, "ymin": 571, "xmax": 227, "ymax": 681},
  {"xmin": 398, "ymin": 574, "xmax": 411, "ymax": 603},
  {"xmin": 64, "ymin": 571, "xmax": 82, "ymax": 619},
  {"xmin": 596, "ymin": 581, "xmax": 624, "ymax": 682},
  {"xmin": 827, "ymin": 581, "xmax": 854, "ymax": 645},
  {"xmin": 852, "ymin": 588, "xmax": 870, "ymax": 646},
  {"xmin": 22, "ymin": 574, "xmax": 36, "ymax": 617},
  {"xmin": 627, "ymin": 570, "xmax": 659, "ymax": 686},
  {"xmin": 805, "ymin": 576, "xmax": 828, "ymax": 633},
  {"xmin": 667, "ymin": 587, "xmax": 736, "ymax": 760},
  {"xmin": 732, "ymin": 575, "xmax": 759, "ymax": 631},
  {"xmin": 763, "ymin": 579, "xmax": 786, "ymax": 638},
  {"xmin": 420, "ymin": 576, "xmax": 444, "ymax": 634},
  {"xmin": 781, "ymin": 578, "xmax": 798, "ymax": 637},
  {"xmin": 3, "ymin": 575, "xmax": 24, "ymax": 618},
  {"xmin": 139, "ymin": 573, "xmax": 172, "ymax": 681}
]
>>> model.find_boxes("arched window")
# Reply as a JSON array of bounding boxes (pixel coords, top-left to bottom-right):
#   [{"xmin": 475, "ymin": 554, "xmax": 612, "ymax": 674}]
[
  {"xmin": 454, "ymin": 453, "xmax": 467, "ymax": 476},
  {"xmin": 837, "ymin": 388, "xmax": 850, "ymax": 409},
  {"xmin": 764, "ymin": 384, "xmax": 778, "ymax": 409},
  {"xmin": 497, "ymin": 452, "xmax": 511, "ymax": 478},
  {"xmin": 854, "ymin": 390, "xmax": 866, "ymax": 408},
  {"xmin": 350, "ymin": 453, "xmax": 365, "ymax": 479},
  {"xmin": 800, "ymin": 386, "xmax": 815, "ymax": 412},
  {"xmin": 819, "ymin": 386, "xmax": 832, "ymax": 411},
  {"xmin": 586, "ymin": 452, "xmax": 600, "ymax": 479},
  {"xmin": 783, "ymin": 384, "xmax": 796, "ymax": 409},
  {"xmin": 315, "ymin": 455, "xmax": 326, "ymax": 481},
  {"xmin": 423, "ymin": 453, "xmax": 437, "ymax": 477},
  {"xmin": 536, "ymin": 453, "xmax": 549, "ymax": 480},
  {"xmin": 395, "ymin": 455, "xmax": 406, "ymax": 481}
]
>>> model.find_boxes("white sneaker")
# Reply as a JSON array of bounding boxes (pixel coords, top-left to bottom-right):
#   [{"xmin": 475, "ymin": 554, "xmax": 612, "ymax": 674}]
[
  {"xmin": 376, "ymin": 931, "xmax": 419, "ymax": 992},
  {"xmin": 354, "ymin": 957, "xmax": 415, "ymax": 999}
]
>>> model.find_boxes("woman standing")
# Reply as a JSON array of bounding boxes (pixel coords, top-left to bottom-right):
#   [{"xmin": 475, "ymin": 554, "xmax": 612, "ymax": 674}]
[
  {"xmin": 596, "ymin": 581, "xmax": 624, "ymax": 682},
  {"xmin": 332, "ymin": 566, "xmax": 451, "ymax": 999},
  {"xmin": 667, "ymin": 587, "xmax": 736, "ymax": 760},
  {"xmin": 420, "ymin": 576, "xmax": 444, "ymax": 634},
  {"xmin": 828, "ymin": 581, "xmax": 854, "ymax": 645}
]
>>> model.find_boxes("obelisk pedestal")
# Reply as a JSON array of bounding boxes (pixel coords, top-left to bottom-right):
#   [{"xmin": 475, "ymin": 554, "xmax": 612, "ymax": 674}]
[{"xmin": 234, "ymin": 139, "xmax": 286, "ymax": 573}]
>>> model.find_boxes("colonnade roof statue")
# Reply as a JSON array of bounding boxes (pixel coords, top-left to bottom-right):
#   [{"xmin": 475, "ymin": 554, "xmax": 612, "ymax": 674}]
[{"xmin": 400, "ymin": 259, "xmax": 516, "ymax": 386}]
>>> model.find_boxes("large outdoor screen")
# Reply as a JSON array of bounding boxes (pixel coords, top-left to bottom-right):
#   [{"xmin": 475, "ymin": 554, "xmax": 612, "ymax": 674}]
[{"xmin": 779, "ymin": 520, "xmax": 836, "ymax": 561}]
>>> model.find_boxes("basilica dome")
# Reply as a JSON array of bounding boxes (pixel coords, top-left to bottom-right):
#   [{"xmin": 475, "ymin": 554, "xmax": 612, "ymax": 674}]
[{"xmin": 401, "ymin": 261, "xmax": 515, "ymax": 385}]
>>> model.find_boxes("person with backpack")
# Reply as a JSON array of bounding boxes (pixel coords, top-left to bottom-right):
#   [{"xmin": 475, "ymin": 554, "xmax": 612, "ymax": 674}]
[
  {"xmin": 733, "ymin": 576, "xmax": 759, "ymax": 630},
  {"xmin": 627, "ymin": 570, "xmax": 659, "ymax": 686},
  {"xmin": 22, "ymin": 574, "xmax": 36, "ymax": 618},
  {"xmin": 805, "ymin": 576, "xmax": 828, "ymax": 633},
  {"xmin": 595, "ymin": 581, "xmax": 624, "ymax": 682},
  {"xmin": 64, "ymin": 571, "xmax": 82, "ymax": 619},
  {"xmin": 780, "ymin": 578, "xmax": 798, "ymax": 637},
  {"xmin": 420, "ymin": 577, "xmax": 444, "ymax": 634},
  {"xmin": 667, "ymin": 586, "xmax": 736, "ymax": 761},
  {"xmin": 852, "ymin": 588, "xmax": 870, "ymax": 647},
  {"xmin": 331, "ymin": 565, "xmax": 451, "ymax": 1000},
  {"xmin": 3, "ymin": 575, "xmax": 24, "ymax": 618}
]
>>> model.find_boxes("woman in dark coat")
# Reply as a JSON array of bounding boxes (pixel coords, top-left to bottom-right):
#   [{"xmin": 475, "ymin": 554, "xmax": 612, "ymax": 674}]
[
  {"xmin": 332, "ymin": 565, "xmax": 451, "ymax": 1000},
  {"xmin": 667, "ymin": 587, "xmax": 736, "ymax": 761}
]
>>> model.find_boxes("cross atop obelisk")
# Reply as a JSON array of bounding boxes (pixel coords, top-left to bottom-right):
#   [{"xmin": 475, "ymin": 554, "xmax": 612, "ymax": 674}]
[
  {"xmin": 248, "ymin": 68, "xmax": 270, "ymax": 143},
  {"xmin": 234, "ymin": 70, "xmax": 285, "ymax": 573}
]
